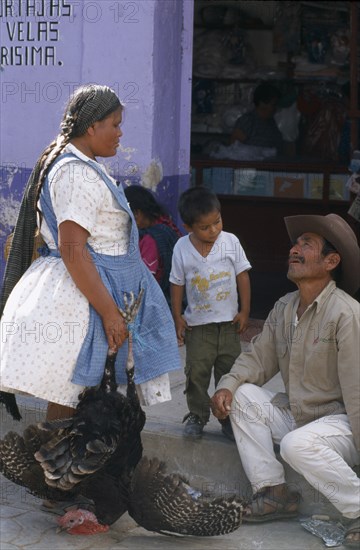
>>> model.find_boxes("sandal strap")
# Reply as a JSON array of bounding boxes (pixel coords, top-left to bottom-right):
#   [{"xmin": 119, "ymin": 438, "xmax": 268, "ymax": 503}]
[
  {"xmin": 345, "ymin": 517, "xmax": 360, "ymax": 536},
  {"xmin": 249, "ymin": 494, "xmax": 289, "ymax": 517}
]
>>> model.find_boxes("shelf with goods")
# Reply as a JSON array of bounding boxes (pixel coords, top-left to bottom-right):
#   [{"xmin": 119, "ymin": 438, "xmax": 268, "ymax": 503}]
[
  {"xmin": 190, "ymin": 157, "xmax": 355, "ymax": 274},
  {"xmin": 191, "ymin": 158, "xmax": 351, "ymax": 203},
  {"xmin": 190, "ymin": 1, "xmax": 359, "ymax": 278},
  {"xmin": 191, "ymin": 23, "xmax": 290, "ymax": 147},
  {"xmin": 191, "ymin": 1, "xmax": 355, "ymax": 164},
  {"xmin": 349, "ymin": 1, "xmax": 359, "ymax": 152}
]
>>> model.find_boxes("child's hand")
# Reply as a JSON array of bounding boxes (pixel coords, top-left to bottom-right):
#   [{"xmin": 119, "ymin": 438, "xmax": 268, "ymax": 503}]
[
  {"xmin": 174, "ymin": 315, "xmax": 189, "ymax": 346},
  {"xmin": 232, "ymin": 311, "xmax": 249, "ymax": 334}
]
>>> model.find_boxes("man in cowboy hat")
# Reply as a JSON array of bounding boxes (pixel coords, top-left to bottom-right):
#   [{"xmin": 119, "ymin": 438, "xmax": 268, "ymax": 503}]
[{"xmin": 211, "ymin": 214, "xmax": 360, "ymax": 546}]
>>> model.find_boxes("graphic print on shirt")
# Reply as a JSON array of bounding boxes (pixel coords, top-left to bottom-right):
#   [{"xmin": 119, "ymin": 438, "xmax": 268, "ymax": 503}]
[{"xmin": 190, "ymin": 267, "xmax": 232, "ymax": 313}]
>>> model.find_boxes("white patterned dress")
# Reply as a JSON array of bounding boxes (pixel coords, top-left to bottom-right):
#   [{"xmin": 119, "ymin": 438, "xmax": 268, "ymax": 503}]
[{"xmin": 0, "ymin": 144, "xmax": 171, "ymax": 407}]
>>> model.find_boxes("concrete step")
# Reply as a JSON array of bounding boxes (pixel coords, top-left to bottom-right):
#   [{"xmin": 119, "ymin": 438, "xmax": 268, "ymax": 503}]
[
  {"xmin": 141, "ymin": 419, "xmax": 342, "ymax": 519},
  {"xmin": 1, "ymin": 385, "xmax": 343, "ymax": 521},
  {"xmin": 0, "ymin": 320, "xmax": 349, "ymax": 521}
]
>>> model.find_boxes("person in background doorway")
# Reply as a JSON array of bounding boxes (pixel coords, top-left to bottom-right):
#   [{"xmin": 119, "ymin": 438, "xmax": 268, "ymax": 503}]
[
  {"xmin": 231, "ymin": 82, "xmax": 283, "ymax": 154},
  {"xmin": 338, "ymin": 81, "xmax": 360, "ymax": 163}
]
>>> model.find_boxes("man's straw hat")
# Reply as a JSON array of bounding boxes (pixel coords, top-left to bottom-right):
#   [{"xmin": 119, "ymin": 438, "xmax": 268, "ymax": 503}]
[{"xmin": 284, "ymin": 214, "xmax": 360, "ymax": 296}]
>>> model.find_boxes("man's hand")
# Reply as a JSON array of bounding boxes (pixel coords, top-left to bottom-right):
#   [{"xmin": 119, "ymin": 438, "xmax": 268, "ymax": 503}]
[{"xmin": 210, "ymin": 389, "xmax": 233, "ymax": 420}]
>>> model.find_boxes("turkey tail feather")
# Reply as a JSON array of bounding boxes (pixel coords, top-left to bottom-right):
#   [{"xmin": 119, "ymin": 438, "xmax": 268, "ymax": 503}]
[{"xmin": 129, "ymin": 456, "xmax": 244, "ymax": 536}]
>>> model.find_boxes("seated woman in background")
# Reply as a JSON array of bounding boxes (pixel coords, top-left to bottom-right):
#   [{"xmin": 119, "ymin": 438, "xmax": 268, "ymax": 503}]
[
  {"xmin": 124, "ymin": 185, "xmax": 182, "ymax": 305},
  {"xmin": 231, "ymin": 82, "xmax": 283, "ymax": 155},
  {"xmin": 338, "ymin": 81, "xmax": 360, "ymax": 163}
]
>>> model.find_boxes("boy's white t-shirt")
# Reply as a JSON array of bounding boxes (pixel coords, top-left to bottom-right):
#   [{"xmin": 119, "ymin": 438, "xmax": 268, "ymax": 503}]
[{"xmin": 170, "ymin": 231, "xmax": 251, "ymax": 326}]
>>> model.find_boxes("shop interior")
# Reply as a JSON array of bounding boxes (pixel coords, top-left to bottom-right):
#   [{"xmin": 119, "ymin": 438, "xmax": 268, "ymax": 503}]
[{"xmin": 190, "ymin": 1, "xmax": 360, "ymax": 317}]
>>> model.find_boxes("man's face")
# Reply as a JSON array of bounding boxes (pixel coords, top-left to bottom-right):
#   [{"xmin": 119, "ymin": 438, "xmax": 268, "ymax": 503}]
[{"xmin": 287, "ymin": 232, "xmax": 333, "ymax": 285}]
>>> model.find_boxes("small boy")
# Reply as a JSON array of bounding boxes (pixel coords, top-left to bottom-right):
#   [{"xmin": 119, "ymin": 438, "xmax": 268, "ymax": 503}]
[{"xmin": 170, "ymin": 187, "xmax": 251, "ymax": 439}]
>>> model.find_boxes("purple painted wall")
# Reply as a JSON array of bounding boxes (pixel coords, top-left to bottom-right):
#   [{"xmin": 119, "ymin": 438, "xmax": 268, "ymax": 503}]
[
  {"xmin": 152, "ymin": 0, "xmax": 193, "ymax": 225},
  {"xmin": 0, "ymin": 0, "xmax": 194, "ymax": 281}
]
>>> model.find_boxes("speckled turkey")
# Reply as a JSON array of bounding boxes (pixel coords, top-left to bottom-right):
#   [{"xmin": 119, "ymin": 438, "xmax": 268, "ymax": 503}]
[{"xmin": 0, "ymin": 291, "xmax": 244, "ymax": 536}]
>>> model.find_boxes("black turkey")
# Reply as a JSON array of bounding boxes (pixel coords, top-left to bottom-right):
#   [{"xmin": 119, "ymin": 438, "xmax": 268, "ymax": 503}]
[
  {"xmin": 0, "ymin": 391, "xmax": 22, "ymax": 420},
  {"xmin": 0, "ymin": 291, "xmax": 245, "ymax": 537}
]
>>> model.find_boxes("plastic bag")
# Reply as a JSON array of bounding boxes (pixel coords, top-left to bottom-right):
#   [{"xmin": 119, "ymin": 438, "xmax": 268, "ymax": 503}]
[
  {"xmin": 275, "ymin": 102, "xmax": 301, "ymax": 142},
  {"xmin": 300, "ymin": 518, "xmax": 346, "ymax": 547},
  {"xmin": 209, "ymin": 141, "xmax": 276, "ymax": 161}
]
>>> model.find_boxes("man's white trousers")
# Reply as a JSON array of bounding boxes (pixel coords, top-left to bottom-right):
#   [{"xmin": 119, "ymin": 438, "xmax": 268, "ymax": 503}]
[{"xmin": 230, "ymin": 383, "xmax": 360, "ymax": 518}]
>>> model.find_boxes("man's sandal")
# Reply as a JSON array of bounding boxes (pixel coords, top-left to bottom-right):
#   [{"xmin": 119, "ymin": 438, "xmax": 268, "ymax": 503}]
[
  {"xmin": 344, "ymin": 517, "xmax": 360, "ymax": 548},
  {"xmin": 242, "ymin": 493, "xmax": 299, "ymax": 523}
]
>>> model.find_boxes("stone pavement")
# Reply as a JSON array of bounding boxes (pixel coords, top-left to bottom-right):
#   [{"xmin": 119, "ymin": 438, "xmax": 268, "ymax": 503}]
[
  {"xmin": 0, "ymin": 320, "xmax": 352, "ymax": 550},
  {"xmin": 0, "ymin": 489, "xmax": 335, "ymax": 550}
]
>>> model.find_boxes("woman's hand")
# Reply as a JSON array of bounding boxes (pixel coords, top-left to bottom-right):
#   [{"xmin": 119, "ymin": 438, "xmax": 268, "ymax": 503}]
[{"xmin": 101, "ymin": 309, "xmax": 129, "ymax": 352}]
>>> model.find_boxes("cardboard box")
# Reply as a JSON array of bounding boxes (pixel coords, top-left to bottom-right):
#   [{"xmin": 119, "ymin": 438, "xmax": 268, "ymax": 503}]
[
  {"xmin": 306, "ymin": 173, "xmax": 323, "ymax": 199},
  {"xmin": 234, "ymin": 169, "xmax": 272, "ymax": 196},
  {"xmin": 329, "ymin": 174, "xmax": 350, "ymax": 201},
  {"xmin": 273, "ymin": 173, "xmax": 306, "ymax": 198},
  {"xmin": 202, "ymin": 167, "xmax": 233, "ymax": 194}
]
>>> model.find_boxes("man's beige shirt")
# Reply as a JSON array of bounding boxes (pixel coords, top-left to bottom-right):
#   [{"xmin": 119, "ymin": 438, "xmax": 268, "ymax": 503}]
[{"xmin": 217, "ymin": 281, "xmax": 360, "ymax": 451}]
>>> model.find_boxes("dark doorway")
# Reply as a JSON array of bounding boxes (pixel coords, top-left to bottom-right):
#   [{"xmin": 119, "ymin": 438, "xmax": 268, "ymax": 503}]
[{"xmin": 249, "ymin": 270, "xmax": 295, "ymax": 319}]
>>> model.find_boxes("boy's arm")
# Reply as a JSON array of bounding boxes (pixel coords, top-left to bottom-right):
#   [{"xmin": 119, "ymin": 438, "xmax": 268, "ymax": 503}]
[
  {"xmin": 232, "ymin": 270, "xmax": 251, "ymax": 333},
  {"xmin": 170, "ymin": 283, "xmax": 188, "ymax": 345}
]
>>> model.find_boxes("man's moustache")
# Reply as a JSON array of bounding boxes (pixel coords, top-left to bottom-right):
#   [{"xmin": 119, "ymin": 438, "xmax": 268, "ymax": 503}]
[{"xmin": 288, "ymin": 256, "xmax": 305, "ymax": 264}]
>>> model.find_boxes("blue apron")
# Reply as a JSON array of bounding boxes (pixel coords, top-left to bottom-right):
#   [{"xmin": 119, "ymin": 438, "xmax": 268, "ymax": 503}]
[{"xmin": 39, "ymin": 153, "xmax": 181, "ymax": 386}]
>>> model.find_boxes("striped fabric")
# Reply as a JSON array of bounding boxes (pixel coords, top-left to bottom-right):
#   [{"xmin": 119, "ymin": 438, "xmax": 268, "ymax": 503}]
[
  {"xmin": 64, "ymin": 86, "xmax": 121, "ymax": 137},
  {"xmin": 0, "ymin": 161, "xmax": 41, "ymax": 317}
]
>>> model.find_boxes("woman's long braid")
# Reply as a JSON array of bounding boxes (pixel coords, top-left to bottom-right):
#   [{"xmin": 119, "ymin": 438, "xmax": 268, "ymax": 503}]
[
  {"xmin": 33, "ymin": 87, "xmax": 98, "ymax": 217},
  {"xmin": 34, "ymin": 113, "xmax": 76, "ymax": 225}
]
